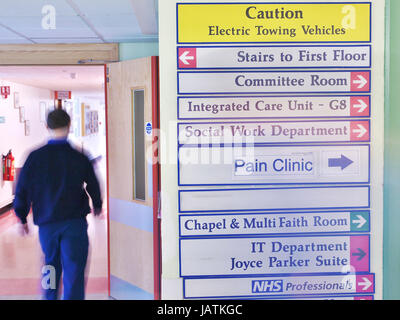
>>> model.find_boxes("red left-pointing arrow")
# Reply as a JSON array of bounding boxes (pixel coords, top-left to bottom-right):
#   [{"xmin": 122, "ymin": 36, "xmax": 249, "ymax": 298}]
[{"xmin": 178, "ymin": 48, "xmax": 197, "ymax": 68}]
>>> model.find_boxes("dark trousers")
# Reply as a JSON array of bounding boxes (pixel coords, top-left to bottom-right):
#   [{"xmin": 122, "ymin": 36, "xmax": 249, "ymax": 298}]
[{"xmin": 38, "ymin": 218, "xmax": 89, "ymax": 300}]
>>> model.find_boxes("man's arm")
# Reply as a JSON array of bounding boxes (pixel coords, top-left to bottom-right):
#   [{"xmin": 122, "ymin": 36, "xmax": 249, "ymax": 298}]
[
  {"xmin": 85, "ymin": 158, "xmax": 103, "ymax": 215},
  {"xmin": 13, "ymin": 154, "xmax": 33, "ymax": 225}
]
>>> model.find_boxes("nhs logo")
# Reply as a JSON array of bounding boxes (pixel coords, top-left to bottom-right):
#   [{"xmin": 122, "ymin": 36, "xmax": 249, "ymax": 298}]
[{"xmin": 252, "ymin": 280, "xmax": 283, "ymax": 293}]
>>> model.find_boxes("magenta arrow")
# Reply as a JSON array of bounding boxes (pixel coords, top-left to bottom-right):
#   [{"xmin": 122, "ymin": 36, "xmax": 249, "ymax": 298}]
[
  {"xmin": 350, "ymin": 236, "xmax": 369, "ymax": 272},
  {"xmin": 356, "ymin": 275, "xmax": 374, "ymax": 293}
]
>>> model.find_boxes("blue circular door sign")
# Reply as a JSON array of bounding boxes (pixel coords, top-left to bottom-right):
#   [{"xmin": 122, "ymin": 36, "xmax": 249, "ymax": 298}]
[{"xmin": 145, "ymin": 122, "xmax": 152, "ymax": 136}]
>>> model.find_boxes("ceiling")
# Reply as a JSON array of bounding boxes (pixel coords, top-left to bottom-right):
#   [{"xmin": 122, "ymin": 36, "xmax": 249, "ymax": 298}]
[
  {"xmin": 0, "ymin": 0, "xmax": 158, "ymax": 44},
  {"xmin": 0, "ymin": 65, "xmax": 105, "ymax": 97}
]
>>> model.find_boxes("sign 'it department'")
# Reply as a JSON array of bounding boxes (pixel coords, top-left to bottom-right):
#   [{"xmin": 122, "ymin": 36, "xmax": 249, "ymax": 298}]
[{"xmin": 177, "ymin": 3, "xmax": 371, "ymax": 43}]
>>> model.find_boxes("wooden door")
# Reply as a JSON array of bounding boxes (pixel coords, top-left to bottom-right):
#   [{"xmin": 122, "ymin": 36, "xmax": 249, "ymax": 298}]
[{"xmin": 106, "ymin": 57, "xmax": 160, "ymax": 299}]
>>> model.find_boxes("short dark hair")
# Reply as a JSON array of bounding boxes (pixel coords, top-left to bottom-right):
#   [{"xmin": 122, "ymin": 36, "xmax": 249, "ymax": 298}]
[{"xmin": 47, "ymin": 109, "xmax": 71, "ymax": 129}]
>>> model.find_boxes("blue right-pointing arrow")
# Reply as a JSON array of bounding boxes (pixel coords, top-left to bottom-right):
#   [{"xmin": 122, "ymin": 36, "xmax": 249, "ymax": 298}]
[
  {"xmin": 352, "ymin": 248, "xmax": 366, "ymax": 261},
  {"xmin": 328, "ymin": 154, "xmax": 354, "ymax": 170}
]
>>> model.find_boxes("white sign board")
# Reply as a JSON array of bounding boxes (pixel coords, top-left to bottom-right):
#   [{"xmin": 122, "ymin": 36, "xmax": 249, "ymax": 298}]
[
  {"xmin": 159, "ymin": 0, "xmax": 384, "ymax": 300},
  {"xmin": 178, "ymin": 145, "xmax": 370, "ymax": 185},
  {"xmin": 179, "ymin": 186, "xmax": 370, "ymax": 213},
  {"xmin": 178, "ymin": 95, "xmax": 370, "ymax": 119},
  {"xmin": 178, "ymin": 46, "xmax": 371, "ymax": 69},
  {"xmin": 178, "ymin": 120, "xmax": 370, "ymax": 144},
  {"xmin": 179, "ymin": 211, "xmax": 370, "ymax": 236}
]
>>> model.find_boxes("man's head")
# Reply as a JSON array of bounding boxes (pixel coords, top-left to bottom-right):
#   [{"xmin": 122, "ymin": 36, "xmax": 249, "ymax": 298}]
[{"xmin": 46, "ymin": 109, "xmax": 71, "ymax": 138}]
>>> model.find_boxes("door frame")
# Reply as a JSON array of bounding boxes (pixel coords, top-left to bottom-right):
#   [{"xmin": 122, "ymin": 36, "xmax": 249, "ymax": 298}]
[
  {"xmin": 150, "ymin": 56, "xmax": 161, "ymax": 300},
  {"xmin": 0, "ymin": 43, "xmax": 118, "ymax": 65},
  {"xmin": 104, "ymin": 56, "xmax": 161, "ymax": 300}
]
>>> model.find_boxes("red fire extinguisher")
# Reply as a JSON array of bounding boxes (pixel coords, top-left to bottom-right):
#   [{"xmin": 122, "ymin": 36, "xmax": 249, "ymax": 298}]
[{"xmin": 2, "ymin": 150, "xmax": 15, "ymax": 181}]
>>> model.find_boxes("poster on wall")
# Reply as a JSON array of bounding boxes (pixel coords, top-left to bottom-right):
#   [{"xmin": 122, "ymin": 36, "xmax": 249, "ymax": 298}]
[
  {"xmin": 24, "ymin": 120, "xmax": 30, "ymax": 136},
  {"xmin": 0, "ymin": 86, "xmax": 10, "ymax": 99},
  {"xmin": 39, "ymin": 101, "xmax": 47, "ymax": 123},
  {"xmin": 81, "ymin": 103, "xmax": 99, "ymax": 136},
  {"xmin": 85, "ymin": 108, "xmax": 91, "ymax": 136},
  {"xmin": 65, "ymin": 101, "xmax": 74, "ymax": 133},
  {"xmin": 81, "ymin": 103, "xmax": 89, "ymax": 136},
  {"xmin": 159, "ymin": 0, "xmax": 384, "ymax": 300},
  {"xmin": 13, "ymin": 92, "xmax": 19, "ymax": 109},
  {"xmin": 19, "ymin": 106, "xmax": 25, "ymax": 122}
]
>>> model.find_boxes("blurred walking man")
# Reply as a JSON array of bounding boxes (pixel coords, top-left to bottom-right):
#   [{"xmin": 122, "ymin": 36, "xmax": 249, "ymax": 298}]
[{"xmin": 13, "ymin": 109, "xmax": 103, "ymax": 300}]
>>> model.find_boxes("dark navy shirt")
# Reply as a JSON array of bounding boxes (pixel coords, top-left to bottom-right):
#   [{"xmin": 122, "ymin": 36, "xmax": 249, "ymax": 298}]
[{"xmin": 13, "ymin": 139, "xmax": 103, "ymax": 226}]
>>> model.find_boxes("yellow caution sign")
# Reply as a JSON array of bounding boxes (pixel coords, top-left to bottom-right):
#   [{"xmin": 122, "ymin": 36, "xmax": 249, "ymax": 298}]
[{"xmin": 177, "ymin": 3, "xmax": 371, "ymax": 43}]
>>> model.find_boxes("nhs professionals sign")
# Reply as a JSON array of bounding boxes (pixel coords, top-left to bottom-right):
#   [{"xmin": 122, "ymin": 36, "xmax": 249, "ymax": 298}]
[
  {"xmin": 159, "ymin": 0, "xmax": 384, "ymax": 300},
  {"xmin": 183, "ymin": 274, "xmax": 375, "ymax": 299}
]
